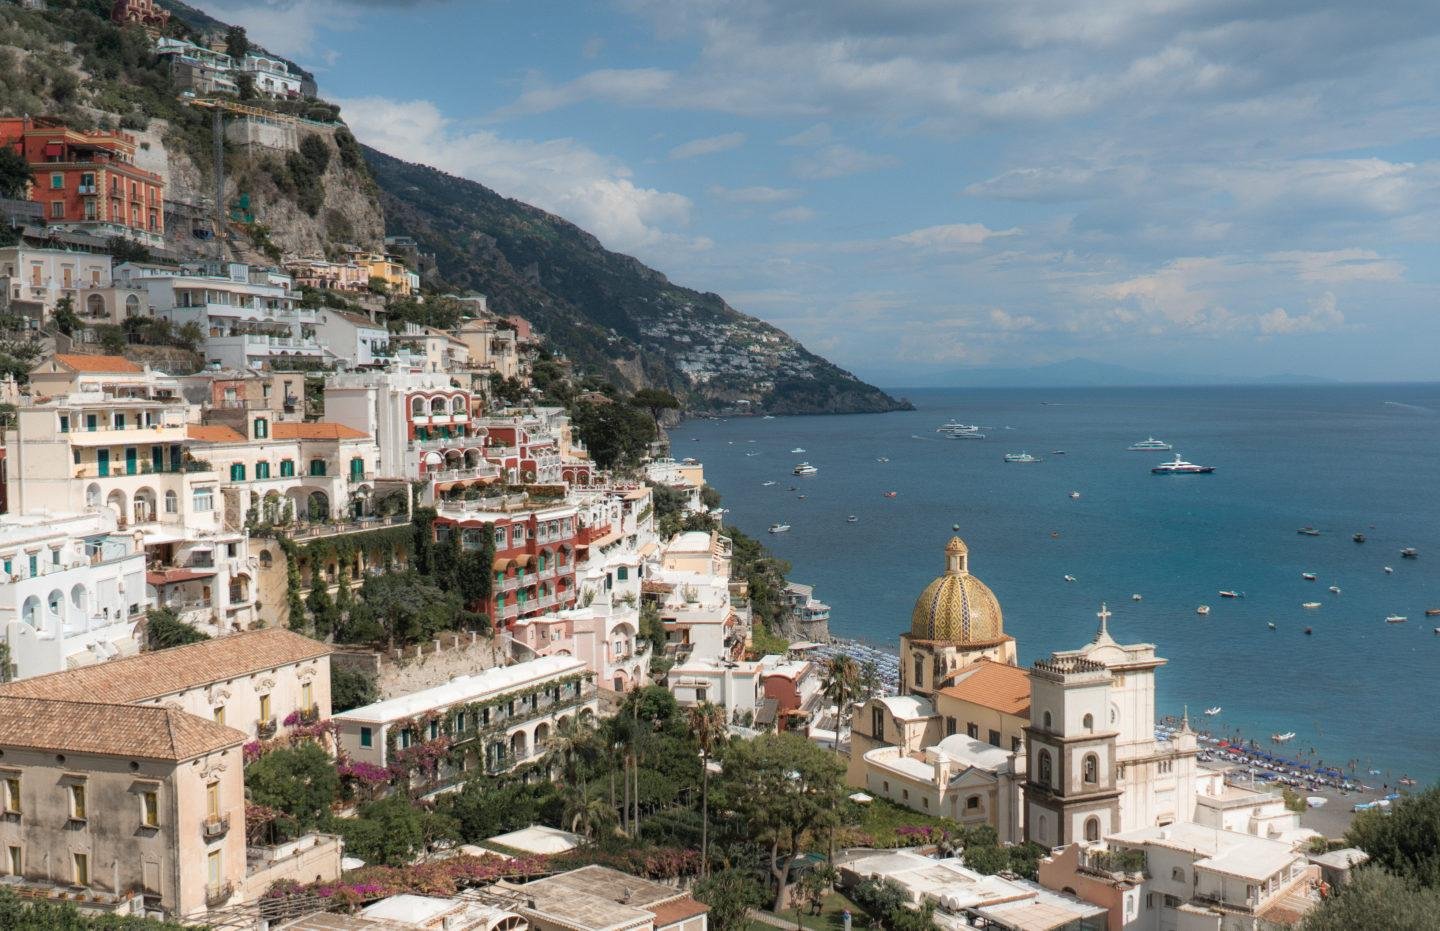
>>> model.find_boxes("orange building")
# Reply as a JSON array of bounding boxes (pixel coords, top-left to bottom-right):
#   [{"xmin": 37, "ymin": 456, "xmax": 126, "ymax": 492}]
[
  {"xmin": 111, "ymin": 0, "xmax": 170, "ymax": 29},
  {"xmin": 0, "ymin": 117, "xmax": 165, "ymax": 246}
]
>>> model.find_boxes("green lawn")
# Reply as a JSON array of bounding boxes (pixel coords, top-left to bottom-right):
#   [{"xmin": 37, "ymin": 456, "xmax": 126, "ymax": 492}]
[
  {"xmin": 835, "ymin": 796, "xmax": 962, "ymax": 848},
  {"xmin": 750, "ymin": 892, "xmax": 874, "ymax": 931}
]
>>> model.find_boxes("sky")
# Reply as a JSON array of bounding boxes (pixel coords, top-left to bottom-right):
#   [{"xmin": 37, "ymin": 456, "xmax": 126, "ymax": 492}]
[{"xmin": 201, "ymin": 0, "xmax": 1440, "ymax": 385}]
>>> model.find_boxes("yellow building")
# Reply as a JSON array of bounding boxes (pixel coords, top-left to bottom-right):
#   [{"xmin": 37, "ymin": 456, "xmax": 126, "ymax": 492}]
[{"xmin": 350, "ymin": 251, "xmax": 419, "ymax": 295}]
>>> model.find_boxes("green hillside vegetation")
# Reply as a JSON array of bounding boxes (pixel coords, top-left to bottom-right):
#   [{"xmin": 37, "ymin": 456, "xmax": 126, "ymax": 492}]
[{"xmin": 364, "ymin": 147, "xmax": 909, "ymax": 415}]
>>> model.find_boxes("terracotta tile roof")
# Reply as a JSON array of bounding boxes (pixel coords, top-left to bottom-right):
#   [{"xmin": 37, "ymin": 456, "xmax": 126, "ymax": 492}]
[
  {"xmin": 0, "ymin": 696, "xmax": 244, "ymax": 761},
  {"xmin": 645, "ymin": 896, "xmax": 708, "ymax": 927},
  {"xmin": 272, "ymin": 422, "xmax": 370, "ymax": 441},
  {"xmin": 52, "ymin": 353, "xmax": 143, "ymax": 373},
  {"xmin": 939, "ymin": 658, "xmax": 1031, "ymax": 717},
  {"xmin": 186, "ymin": 423, "xmax": 246, "ymax": 443},
  {"xmin": 0, "ymin": 628, "xmax": 331, "ymax": 704}
]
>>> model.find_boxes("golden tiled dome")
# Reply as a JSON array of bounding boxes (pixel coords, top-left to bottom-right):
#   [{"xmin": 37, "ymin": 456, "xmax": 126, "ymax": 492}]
[{"xmin": 910, "ymin": 536, "xmax": 1005, "ymax": 644}]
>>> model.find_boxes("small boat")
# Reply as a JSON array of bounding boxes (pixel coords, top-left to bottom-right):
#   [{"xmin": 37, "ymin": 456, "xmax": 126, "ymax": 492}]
[
  {"xmin": 1128, "ymin": 437, "xmax": 1173, "ymax": 451},
  {"xmin": 1196, "ymin": 605, "xmax": 1211, "ymax": 616},
  {"xmin": 1131, "ymin": 594, "xmax": 1142, "ymax": 601},
  {"xmin": 1304, "ymin": 627, "xmax": 1313, "ymax": 635},
  {"xmin": 1302, "ymin": 602, "xmax": 1321, "ymax": 609},
  {"xmin": 1004, "ymin": 452, "xmax": 1041, "ymax": 463},
  {"xmin": 1069, "ymin": 491, "xmax": 1081, "ymax": 499},
  {"xmin": 1052, "ymin": 450, "xmax": 1067, "ymax": 455},
  {"xmin": 1400, "ymin": 776, "xmax": 1418, "ymax": 787},
  {"xmin": 793, "ymin": 463, "xmax": 817, "ymax": 475},
  {"xmin": 1064, "ymin": 575, "xmax": 1077, "ymax": 583},
  {"xmin": 1385, "ymin": 566, "xmax": 1394, "ymax": 574},
  {"xmin": 1267, "ymin": 622, "xmax": 1277, "ymax": 630},
  {"xmin": 791, "ymin": 448, "xmax": 806, "ymax": 453},
  {"xmin": 1297, "ymin": 527, "xmax": 1321, "ymax": 536},
  {"xmin": 1301, "ymin": 572, "xmax": 1317, "ymax": 581},
  {"xmin": 1219, "ymin": 590, "xmax": 1240, "ymax": 598},
  {"xmin": 1272, "ymin": 732, "xmax": 1297, "ymax": 743},
  {"xmin": 762, "ymin": 481, "xmax": 776, "ymax": 486},
  {"xmin": 1433, "ymin": 627, "xmax": 1440, "ymax": 634},
  {"xmin": 1328, "ymin": 586, "xmax": 1341, "ymax": 594},
  {"xmin": 883, "ymin": 491, "xmax": 897, "ymax": 498},
  {"xmin": 1425, "ymin": 608, "xmax": 1440, "ymax": 617},
  {"xmin": 1152, "ymin": 454, "xmax": 1214, "ymax": 474},
  {"xmin": 762, "ymin": 415, "xmax": 776, "ymax": 420},
  {"xmin": 797, "ymin": 494, "xmax": 807, "ymax": 499},
  {"xmin": 768, "ymin": 523, "xmax": 790, "ymax": 534},
  {"xmin": 876, "ymin": 457, "xmax": 890, "ymax": 463},
  {"xmin": 1401, "ymin": 548, "xmax": 1418, "ymax": 559},
  {"xmin": 846, "ymin": 515, "xmax": 858, "ymax": 523},
  {"xmin": 746, "ymin": 451, "xmax": 759, "ymax": 457},
  {"xmin": 1353, "ymin": 533, "xmax": 1366, "ymax": 543},
  {"xmin": 1203, "ymin": 707, "xmax": 1221, "ymax": 716},
  {"xmin": 1386, "ymin": 615, "xmax": 1407, "ymax": 624}
]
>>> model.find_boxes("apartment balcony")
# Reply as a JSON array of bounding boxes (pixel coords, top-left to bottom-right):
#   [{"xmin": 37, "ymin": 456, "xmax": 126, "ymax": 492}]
[
  {"xmin": 499, "ymin": 576, "xmax": 520, "ymax": 592},
  {"xmin": 67, "ymin": 420, "xmax": 189, "ymax": 445},
  {"xmin": 205, "ymin": 881, "xmax": 235, "ymax": 908},
  {"xmin": 498, "ymin": 602, "xmax": 520, "ymax": 620},
  {"xmin": 202, "ymin": 814, "xmax": 231, "ymax": 839},
  {"xmin": 430, "ymin": 466, "xmax": 499, "ymax": 483},
  {"xmin": 256, "ymin": 718, "xmax": 277, "ymax": 739},
  {"xmin": 346, "ymin": 470, "xmax": 377, "ymax": 484},
  {"xmin": 411, "ymin": 435, "xmax": 485, "ymax": 451}
]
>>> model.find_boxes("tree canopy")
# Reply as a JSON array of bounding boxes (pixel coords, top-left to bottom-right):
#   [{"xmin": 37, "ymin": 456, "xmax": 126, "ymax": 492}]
[
  {"xmin": 0, "ymin": 147, "xmax": 33, "ymax": 200},
  {"xmin": 245, "ymin": 744, "xmax": 340, "ymax": 840},
  {"xmin": 144, "ymin": 607, "xmax": 209, "ymax": 650}
]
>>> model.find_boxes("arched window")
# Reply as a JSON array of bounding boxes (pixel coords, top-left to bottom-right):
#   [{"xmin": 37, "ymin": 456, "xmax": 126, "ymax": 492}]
[
  {"xmin": 1082, "ymin": 713, "xmax": 1094, "ymax": 732},
  {"xmin": 21, "ymin": 596, "xmax": 40, "ymax": 627},
  {"xmin": 259, "ymin": 550, "xmax": 273, "ymax": 569},
  {"xmin": 1038, "ymin": 749, "xmax": 1053, "ymax": 787},
  {"xmin": 913, "ymin": 653, "xmax": 924, "ymax": 689},
  {"xmin": 1043, "ymin": 710, "xmax": 1053, "ymax": 730},
  {"xmin": 124, "ymin": 294, "xmax": 140, "ymax": 317},
  {"xmin": 85, "ymin": 483, "xmax": 101, "ymax": 509},
  {"xmin": 451, "ymin": 395, "xmax": 466, "ymax": 413},
  {"xmin": 1083, "ymin": 753, "xmax": 1099, "ymax": 784},
  {"xmin": 411, "ymin": 396, "xmax": 425, "ymax": 417},
  {"xmin": 430, "ymin": 396, "xmax": 446, "ymax": 415},
  {"xmin": 47, "ymin": 589, "xmax": 64, "ymax": 618},
  {"xmin": 70, "ymin": 584, "xmax": 87, "ymax": 611},
  {"xmin": 1084, "ymin": 817, "xmax": 1100, "ymax": 842}
]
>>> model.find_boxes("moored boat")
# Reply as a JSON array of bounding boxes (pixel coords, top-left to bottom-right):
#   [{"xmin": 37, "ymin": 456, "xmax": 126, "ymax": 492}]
[
  {"xmin": 1271, "ymin": 731, "xmax": 1296, "ymax": 743},
  {"xmin": 793, "ymin": 462, "xmax": 818, "ymax": 475},
  {"xmin": 1128, "ymin": 437, "xmax": 1173, "ymax": 451},
  {"xmin": 1131, "ymin": 594, "xmax": 1143, "ymax": 601},
  {"xmin": 1426, "ymin": 608, "xmax": 1440, "ymax": 617},
  {"xmin": 768, "ymin": 523, "xmax": 790, "ymax": 534},
  {"xmin": 1386, "ymin": 615, "xmax": 1407, "ymax": 624},
  {"xmin": 1302, "ymin": 602, "xmax": 1321, "ymax": 609},
  {"xmin": 1401, "ymin": 547, "xmax": 1419, "ymax": 559},
  {"xmin": 1064, "ymin": 575, "xmax": 1077, "ymax": 582},
  {"xmin": 1204, "ymin": 706, "xmax": 1221, "ymax": 716},
  {"xmin": 1219, "ymin": 590, "xmax": 1240, "ymax": 598},
  {"xmin": 1196, "ymin": 605, "xmax": 1211, "ymax": 616},
  {"xmin": 1297, "ymin": 526, "xmax": 1320, "ymax": 536},
  {"xmin": 1301, "ymin": 572, "xmax": 1317, "ymax": 581},
  {"xmin": 883, "ymin": 491, "xmax": 897, "ymax": 498},
  {"xmin": 1353, "ymin": 532, "xmax": 1366, "ymax": 543},
  {"xmin": 1004, "ymin": 452, "xmax": 1041, "ymax": 463},
  {"xmin": 1329, "ymin": 586, "xmax": 1341, "ymax": 594},
  {"xmin": 1152, "ymin": 454, "xmax": 1214, "ymax": 474}
]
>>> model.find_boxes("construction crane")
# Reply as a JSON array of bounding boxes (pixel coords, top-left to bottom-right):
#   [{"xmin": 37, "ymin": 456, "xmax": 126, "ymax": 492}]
[{"xmin": 184, "ymin": 97, "xmax": 302, "ymax": 259}]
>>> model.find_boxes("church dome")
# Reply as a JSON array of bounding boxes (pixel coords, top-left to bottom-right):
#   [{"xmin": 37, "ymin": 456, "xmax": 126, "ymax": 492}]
[{"xmin": 910, "ymin": 536, "xmax": 1005, "ymax": 644}]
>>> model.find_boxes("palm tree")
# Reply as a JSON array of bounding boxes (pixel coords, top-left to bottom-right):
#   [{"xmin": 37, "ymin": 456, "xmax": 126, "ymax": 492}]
[
  {"xmin": 688, "ymin": 701, "xmax": 728, "ymax": 876},
  {"xmin": 820, "ymin": 655, "xmax": 860, "ymax": 753}
]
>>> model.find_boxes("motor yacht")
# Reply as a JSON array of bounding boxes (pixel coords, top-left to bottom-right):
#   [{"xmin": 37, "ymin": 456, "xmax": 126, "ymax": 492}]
[
  {"xmin": 1329, "ymin": 586, "xmax": 1341, "ymax": 594},
  {"xmin": 1219, "ymin": 590, "xmax": 1240, "ymax": 598},
  {"xmin": 1301, "ymin": 572, "xmax": 1316, "ymax": 581},
  {"xmin": 1004, "ymin": 452, "xmax": 1041, "ymax": 463},
  {"xmin": 1401, "ymin": 547, "xmax": 1419, "ymax": 559},
  {"xmin": 1069, "ymin": 491, "xmax": 1081, "ymax": 499},
  {"xmin": 1064, "ymin": 575, "xmax": 1077, "ymax": 582},
  {"xmin": 938, "ymin": 420, "xmax": 984, "ymax": 438},
  {"xmin": 1132, "ymin": 594, "xmax": 1143, "ymax": 601},
  {"xmin": 1196, "ymin": 605, "xmax": 1211, "ymax": 616},
  {"xmin": 1386, "ymin": 615, "xmax": 1407, "ymax": 624},
  {"xmin": 1204, "ymin": 707, "xmax": 1222, "ymax": 716},
  {"xmin": 1297, "ymin": 526, "xmax": 1320, "ymax": 536},
  {"xmin": 791, "ymin": 448, "xmax": 806, "ymax": 453},
  {"xmin": 768, "ymin": 523, "xmax": 791, "ymax": 534},
  {"xmin": 1302, "ymin": 602, "xmax": 1321, "ymax": 609},
  {"xmin": 792, "ymin": 463, "xmax": 818, "ymax": 476},
  {"xmin": 1128, "ymin": 437, "xmax": 1173, "ymax": 451},
  {"xmin": 1353, "ymin": 532, "xmax": 1366, "ymax": 543},
  {"xmin": 1152, "ymin": 454, "xmax": 1213, "ymax": 474}
]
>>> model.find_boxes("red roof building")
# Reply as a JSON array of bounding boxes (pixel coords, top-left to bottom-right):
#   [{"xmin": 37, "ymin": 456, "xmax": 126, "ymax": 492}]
[
  {"xmin": 111, "ymin": 0, "xmax": 169, "ymax": 29},
  {"xmin": 0, "ymin": 117, "xmax": 165, "ymax": 246}
]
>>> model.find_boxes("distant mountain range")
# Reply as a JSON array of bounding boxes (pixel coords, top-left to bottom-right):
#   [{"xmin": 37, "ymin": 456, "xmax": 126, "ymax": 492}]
[{"xmin": 934, "ymin": 358, "xmax": 1339, "ymax": 388}]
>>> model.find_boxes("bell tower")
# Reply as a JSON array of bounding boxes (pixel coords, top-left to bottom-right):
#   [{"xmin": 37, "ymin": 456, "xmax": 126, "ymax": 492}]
[{"xmin": 1023, "ymin": 605, "xmax": 1122, "ymax": 847}]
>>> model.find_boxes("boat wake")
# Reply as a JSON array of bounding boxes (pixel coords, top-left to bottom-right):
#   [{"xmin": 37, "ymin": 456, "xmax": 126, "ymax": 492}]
[{"xmin": 1383, "ymin": 401, "xmax": 1436, "ymax": 415}]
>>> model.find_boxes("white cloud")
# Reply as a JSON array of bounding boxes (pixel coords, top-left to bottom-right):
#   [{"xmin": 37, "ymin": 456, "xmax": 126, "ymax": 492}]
[
  {"xmin": 1258, "ymin": 293, "xmax": 1345, "ymax": 336},
  {"xmin": 779, "ymin": 123, "xmax": 833, "ymax": 146},
  {"xmin": 1265, "ymin": 250, "xmax": 1405, "ymax": 284},
  {"xmin": 337, "ymin": 96, "xmax": 698, "ymax": 256},
  {"xmin": 893, "ymin": 223, "xmax": 1020, "ymax": 250},
  {"xmin": 708, "ymin": 185, "xmax": 802, "ymax": 204},
  {"xmin": 668, "ymin": 132, "xmax": 747, "ymax": 160},
  {"xmin": 772, "ymin": 206, "xmax": 816, "ymax": 224},
  {"xmin": 791, "ymin": 144, "xmax": 896, "ymax": 180},
  {"xmin": 499, "ymin": 68, "xmax": 676, "ymax": 117}
]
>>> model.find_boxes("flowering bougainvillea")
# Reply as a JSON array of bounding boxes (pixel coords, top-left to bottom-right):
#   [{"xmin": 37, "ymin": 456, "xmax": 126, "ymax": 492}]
[{"xmin": 262, "ymin": 853, "xmax": 553, "ymax": 907}]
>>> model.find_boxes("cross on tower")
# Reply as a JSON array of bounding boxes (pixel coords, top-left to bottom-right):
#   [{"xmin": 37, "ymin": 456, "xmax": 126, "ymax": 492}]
[{"xmin": 1096, "ymin": 602, "xmax": 1111, "ymax": 637}]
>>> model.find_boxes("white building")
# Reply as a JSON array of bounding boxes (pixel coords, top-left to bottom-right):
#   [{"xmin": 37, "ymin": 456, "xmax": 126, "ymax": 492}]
[
  {"xmin": 0, "ymin": 245, "xmax": 142, "ymax": 322},
  {"xmin": 647, "ymin": 530, "xmax": 740, "ymax": 664},
  {"xmin": 0, "ymin": 511, "xmax": 146, "ymax": 681},
  {"xmin": 333, "ymin": 655, "xmax": 598, "ymax": 790},
  {"xmin": 312, "ymin": 309, "xmax": 394, "ymax": 369},
  {"xmin": 114, "ymin": 261, "xmax": 326, "ymax": 370},
  {"xmin": 862, "ymin": 733, "xmax": 1025, "ymax": 836},
  {"xmin": 239, "ymin": 53, "xmax": 302, "ymax": 98}
]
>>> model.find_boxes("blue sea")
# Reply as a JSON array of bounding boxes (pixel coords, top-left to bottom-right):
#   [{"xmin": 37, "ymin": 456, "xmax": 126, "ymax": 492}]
[{"xmin": 683, "ymin": 385, "xmax": 1440, "ymax": 785}]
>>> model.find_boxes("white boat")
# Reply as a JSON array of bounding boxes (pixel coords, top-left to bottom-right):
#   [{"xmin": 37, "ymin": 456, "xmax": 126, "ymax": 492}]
[
  {"xmin": 768, "ymin": 523, "xmax": 791, "ymax": 534},
  {"xmin": 1196, "ymin": 605, "xmax": 1211, "ymax": 616},
  {"xmin": 791, "ymin": 448, "xmax": 806, "ymax": 453},
  {"xmin": 1385, "ymin": 566, "xmax": 1394, "ymax": 574},
  {"xmin": 1152, "ymin": 454, "xmax": 1214, "ymax": 474},
  {"xmin": 1069, "ymin": 491, "xmax": 1081, "ymax": 499},
  {"xmin": 1328, "ymin": 586, "xmax": 1341, "ymax": 594},
  {"xmin": 1004, "ymin": 452, "xmax": 1041, "ymax": 463},
  {"xmin": 876, "ymin": 457, "xmax": 890, "ymax": 463},
  {"xmin": 793, "ymin": 463, "xmax": 818, "ymax": 476},
  {"xmin": 1128, "ymin": 437, "xmax": 1173, "ymax": 451},
  {"xmin": 846, "ymin": 515, "xmax": 858, "ymax": 523},
  {"xmin": 762, "ymin": 415, "xmax": 776, "ymax": 420},
  {"xmin": 745, "ymin": 451, "xmax": 758, "ymax": 457},
  {"xmin": 938, "ymin": 420, "xmax": 985, "ymax": 438},
  {"xmin": 1064, "ymin": 575, "xmax": 1077, "ymax": 582},
  {"xmin": 1219, "ymin": 590, "xmax": 1240, "ymax": 598},
  {"xmin": 1204, "ymin": 707, "xmax": 1222, "ymax": 716},
  {"xmin": 1386, "ymin": 615, "xmax": 1407, "ymax": 624},
  {"xmin": 1268, "ymin": 622, "xmax": 1277, "ymax": 630},
  {"xmin": 1271, "ymin": 732, "xmax": 1296, "ymax": 743},
  {"xmin": 1132, "ymin": 594, "xmax": 1143, "ymax": 601},
  {"xmin": 762, "ymin": 481, "xmax": 776, "ymax": 486},
  {"xmin": 1302, "ymin": 602, "xmax": 1321, "ymax": 609},
  {"xmin": 1301, "ymin": 572, "xmax": 1317, "ymax": 581}
]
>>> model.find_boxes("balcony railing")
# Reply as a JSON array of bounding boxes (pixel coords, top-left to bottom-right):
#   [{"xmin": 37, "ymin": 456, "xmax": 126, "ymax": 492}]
[
  {"xmin": 256, "ymin": 718, "xmax": 277, "ymax": 739},
  {"xmin": 202, "ymin": 814, "xmax": 231, "ymax": 839}
]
